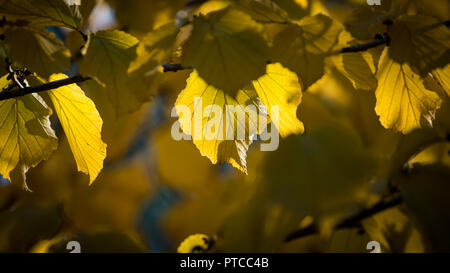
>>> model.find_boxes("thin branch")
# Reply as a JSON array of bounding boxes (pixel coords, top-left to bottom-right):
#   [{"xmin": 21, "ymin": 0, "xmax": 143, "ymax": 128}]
[
  {"xmin": 186, "ymin": 0, "xmax": 209, "ymax": 7},
  {"xmin": 339, "ymin": 34, "xmax": 390, "ymax": 54},
  {"xmin": 0, "ymin": 75, "xmax": 90, "ymax": 101},
  {"xmin": 284, "ymin": 195, "xmax": 403, "ymax": 242},
  {"xmin": 162, "ymin": 63, "xmax": 191, "ymax": 72}
]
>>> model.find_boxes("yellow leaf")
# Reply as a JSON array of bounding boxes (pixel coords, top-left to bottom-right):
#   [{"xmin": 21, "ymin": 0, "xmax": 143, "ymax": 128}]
[
  {"xmin": 362, "ymin": 207, "xmax": 426, "ymax": 253},
  {"xmin": 128, "ymin": 22, "xmax": 179, "ymax": 74},
  {"xmin": 272, "ymin": 14, "xmax": 342, "ymax": 90},
  {"xmin": 432, "ymin": 64, "xmax": 450, "ymax": 97},
  {"xmin": 175, "ymin": 70, "xmax": 265, "ymax": 173},
  {"xmin": 47, "ymin": 73, "xmax": 106, "ymax": 184},
  {"xmin": 252, "ymin": 63, "xmax": 304, "ymax": 137},
  {"xmin": 181, "ymin": 6, "xmax": 270, "ymax": 95},
  {"xmin": 177, "ymin": 234, "xmax": 212, "ymax": 253},
  {"xmin": 81, "ymin": 30, "xmax": 161, "ymax": 115},
  {"xmin": 0, "ymin": 75, "xmax": 58, "ymax": 189},
  {"xmin": 329, "ymin": 32, "xmax": 378, "ymax": 91},
  {"xmin": 375, "ymin": 48, "xmax": 442, "ymax": 134},
  {"xmin": 3, "ymin": 27, "xmax": 70, "ymax": 78}
]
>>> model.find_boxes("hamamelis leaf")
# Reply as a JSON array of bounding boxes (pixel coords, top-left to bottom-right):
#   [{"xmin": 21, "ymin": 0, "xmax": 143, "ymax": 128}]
[
  {"xmin": 0, "ymin": 75, "xmax": 58, "ymax": 189},
  {"xmin": 46, "ymin": 73, "xmax": 106, "ymax": 184},
  {"xmin": 375, "ymin": 48, "xmax": 442, "ymax": 134},
  {"xmin": 175, "ymin": 70, "xmax": 265, "ymax": 173},
  {"xmin": 252, "ymin": 63, "xmax": 304, "ymax": 137}
]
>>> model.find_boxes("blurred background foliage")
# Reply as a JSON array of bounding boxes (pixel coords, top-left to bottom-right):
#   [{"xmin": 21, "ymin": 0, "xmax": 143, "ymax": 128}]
[{"xmin": 0, "ymin": 0, "xmax": 449, "ymax": 253}]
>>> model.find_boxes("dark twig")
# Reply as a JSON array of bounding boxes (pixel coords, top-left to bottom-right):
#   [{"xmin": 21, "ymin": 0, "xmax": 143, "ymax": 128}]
[
  {"xmin": 186, "ymin": 0, "xmax": 208, "ymax": 7},
  {"xmin": 162, "ymin": 63, "xmax": 191, "ymax": 73},
  {"xmin": 340, "ymin": 34, "xmax": 390, "ymax": 54},
  {"xmin": 285, "ymin": 195, "xmax": 403, "ymax": 242},
  {"xmin": 0, "ymin": 75, "xmax": 91, "ymax": 101}
]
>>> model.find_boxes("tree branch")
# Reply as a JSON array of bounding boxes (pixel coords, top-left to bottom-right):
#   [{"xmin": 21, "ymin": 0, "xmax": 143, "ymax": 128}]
[
  {"xmin": 186, "ymin": 0, "xmax": 209, "ymax": 7},
  {"xmin": 0, "ymin": 75, "xmax": 91, "ymax": 101},
  {"xmin": 284, "ymin": 195, "xmax": 403, "ymax": 242},
  {"xmin": 162, "ymin": 63, "xmax": 191, "ymax": 72},
  {"xmin": 339, "ymin": 34, "xmax": 390, "ymax": 54}
]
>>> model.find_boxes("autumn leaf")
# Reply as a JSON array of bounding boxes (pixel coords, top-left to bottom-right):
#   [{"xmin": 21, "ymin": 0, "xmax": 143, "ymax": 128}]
[
  {"xmin": 46, "ymin": 73, "xmax": 106, "ymax": 184},
  {"xmin": 0, "ymin": 75, "xmax": 58, "ymax": 189},
  {"xmin": 432, "ymin": 64, "xmax": 450, "ymax": 97},
  {"xmin": 175, "ymin": 70, "xmax": 265, "ymax": 173},
  {"xmin": 375, "ymin": 48, "xmax": 442, "ymax": 134},
  {"xmin": 252, "ymin": 63, "xmax": 304, "ymax": 137}
]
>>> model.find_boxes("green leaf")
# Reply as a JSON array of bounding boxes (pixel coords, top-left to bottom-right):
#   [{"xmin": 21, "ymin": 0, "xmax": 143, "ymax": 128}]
[
  {"xmin": 395, "ymin": 164, "xmax": 450, "ymax": 252},
  {"xmin": 128, "ymin": 22, "xmax": 179, "ymax": 74},
  {"xmin": 3, "ymin": 27, "xmax": 70, "ymax": 78},
  {"xmin": 272, "ymin": 14, "xmax": 342, "ymax": 90},
  {"xmin": 0, "ymin": 75, "xmax": 58, "ymax": 189},
  {"xmin": 260, "ymin": 125, "xmax": 379, "ymax": 232},
  {"xmin": 81, "ymin": 30, "xmax": 161, "ymax": 115},
  {"xmin": 46, "ymin": 73, "xmax": 107, "ymax": 184},
  {"xmin": 181, "ymin": 6, "xmax": 270, "ymax": 95},
  {"xmin": 235, "ymin": 0, "xmax": 289, "ymax": 24},
  {"xmin": 375, "ymin": 47, "xmax": 442, "ymax": 134},
  {"xmin": 388, "ymin": 15, "xmax": 450, "ymax": 76},
  {"xmin": 362, "ymin": 207, "xmax": 426, "ymax": 253},
  {"xmin": 0, "ymin": 0, "xmax": 83, "ymax": 30}
]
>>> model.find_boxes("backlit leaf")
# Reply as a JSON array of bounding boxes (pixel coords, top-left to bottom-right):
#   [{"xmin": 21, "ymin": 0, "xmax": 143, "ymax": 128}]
[
  {"xmin": 432, "ymin": 64, "xmax": 450, "ymax": 97},
  {"xmin": 175, "ymin": 70, "xmax": 265, "ymax": 173},
  {"xmin": 0, "ymin": 75, "xmax": 58, "ymax": 189},
  {"xmin": 46, "ymin": 73, "xmax": 106, "ymax": 184},
  {"xmin": 375, "ymin": 48, "xmax": 442, "ymax": 134},
  {"xmin": 252, "ymin": 63, "xmax": 304, "ymax": 137}
]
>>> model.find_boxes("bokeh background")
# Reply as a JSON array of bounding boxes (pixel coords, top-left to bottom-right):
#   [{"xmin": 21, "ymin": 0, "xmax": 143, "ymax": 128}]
[{"xmin": 0, "ymin": 0, "xmax": 449, "ymax": 253}]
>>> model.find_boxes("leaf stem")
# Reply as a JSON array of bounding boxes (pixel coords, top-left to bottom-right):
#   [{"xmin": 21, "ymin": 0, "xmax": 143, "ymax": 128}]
[{"xmin": 0, "ymin": 75, "xmax": 91, "ymax": 101}]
